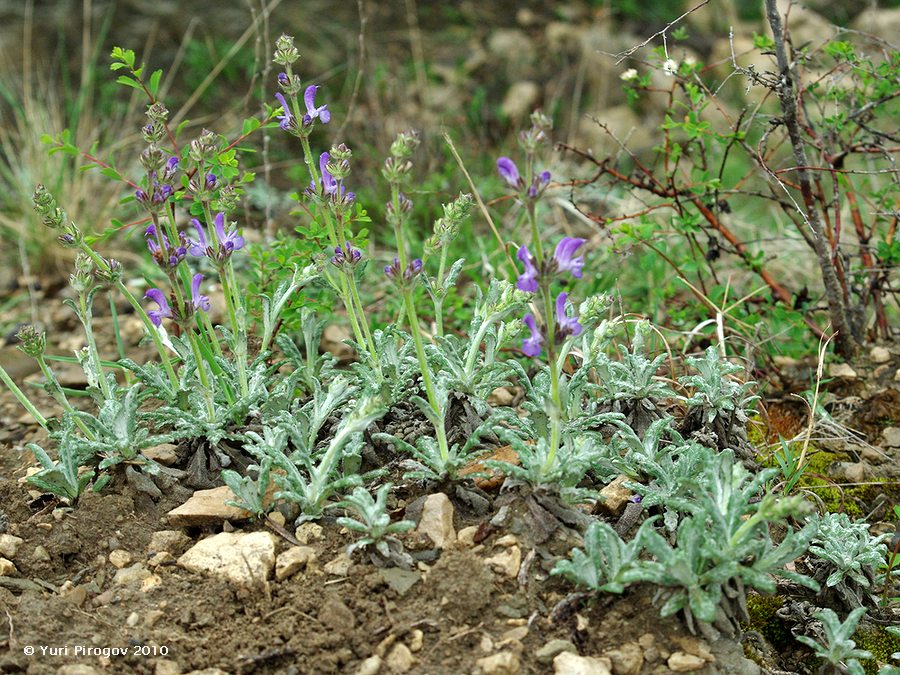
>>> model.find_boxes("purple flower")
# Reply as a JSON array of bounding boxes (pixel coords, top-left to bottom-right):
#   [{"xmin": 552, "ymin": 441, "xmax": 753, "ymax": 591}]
[
  {"xmin": 497, "ymin": 157, "xmax": 520, "ymax": 188},
  {"xmin": 555, "ymin": 292, "xmax": 583, "ymax": 340},
  {"xmin": 188, "ymin": 218, "xmax": 208, "ymax": 256},
  {"xmin": 205, "ymin": 173, "xmax": 218, "ymax": 190},
  {"xmin": 331, "ymin": 242, "xmax": 361, "ymax": 267},
  {"xmin": 274, "ymin": 92, "xmax": 293, "ymax": 131},
  {"xmin": 320, "ymin": 152, "xmax": 337, "ymax": 195},
  {"xmin": 528, "ymin": 170, "xmax": 551, "ymax": 198},
  {"xmin": 553, "ymin": 237, "xmax": 586, "ymax": 279},
  {"xmin": 302, "ymin": 85, "xmax": 331, "ymax": 126},
  {"xmin": 277, "ymin": 72, "xmax": 289, "ymax": 87},
  {"xmin": 384, "ymin": 257, "xmax": 401, "ymax": 279},
  {"xmin": 522, "ymin": 314, "xmax": 544, "ymax": 357},
  {"xmin": 384, "ymin": 257, "xmax": 422, "ymax": 284},
  {"xmin": 145, "ymin": 288, "xmax": 172, "ymax": 327},
  {"xmin": 516, "ymin": 245, "xmax": 539, "ymax": 293},
  {"xmin": 145, "ymin": 224, "xmax": 187, "ymax": 268},
  {"xmin": 212, "ymin": 212, "xmax": 245, "ymax": 254},
  {"xmin": 191, "ymin": 274, "xmax": 211, "ymax": 312}
]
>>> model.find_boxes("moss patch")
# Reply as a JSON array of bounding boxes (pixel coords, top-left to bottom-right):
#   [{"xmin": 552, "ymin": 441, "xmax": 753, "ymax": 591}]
[
  {"xmin": 853, "ymin": 626, "xmax": 900, "ymax": 674},
  {"xmin": 742, "ymin": 593, "xmax": 792, "ymax": 651}
]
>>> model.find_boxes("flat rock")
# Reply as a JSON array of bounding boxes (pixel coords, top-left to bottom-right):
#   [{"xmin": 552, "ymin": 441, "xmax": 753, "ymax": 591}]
[
  {"xmin": 536, "ymin": 640, "xmax": 578, "ymax": 663},
  {"xmin": 148, "ymin": 529, "xmax": 191, "ymax": 555},
  {"xmin": 870, "ymin": 346, "xmax": 891, "ymax": 363},
  {"xmin": 166, "ymin": 486, "xmax": 253, "ymax": 526},
  {"xmin": 295, "ymin": 522, "xmax": 324, "ymax": 544},
  {"xmin": 0, "ymin": 534, "xmax": 23, "ymax": 559},
  {"xmin": 416, "ymin": 493, "xmax": 456, "ymax": 548},
  {"xmin": 604, "ymin": 643, "xmax": 643, "ymax": 675},
  {"xmin": 476, "ymin": 651, "xmax": 521, "ymax": 674},
  {"xmin": 385, "ymin": 642, "xmax": 416, "ymax": 673},
  {"xmin": 378, "ymin": 567, "xmax": 421, "ymax": 596},
  {"xmin": 177, "ymin": 532, "xmax": 275, "ymax": 587},
  {"xmin": 828, "ymin": 362, "xmax": 857, "ymax": 379},
  {"xmin": 144, "ymin": 443, "xmax": 178, "ymax": 466},
  {"xmin": 275, "ymin": 546, "xmax": 317, "ymax": 581},
  {"xmin": 0, "ymin": 558, "xmax": 17, "ymax": 576},
  {"xmin": 324, "ymin": 552, "xmax": 353, "ymax": 576},
  {"xmin": 554, "ymin": 652, "xmax": 612, "ymax": 675},
  {"xmin": 113, "ymin": 563, "xmax": 151, "ymax": 587},
  {"xmin": 882, "ymin": 427, "xmax": 900, "ymax": 448},
  {"xmin": 668, "ymin": 651, "xmax": 706, "ymax": 672}
]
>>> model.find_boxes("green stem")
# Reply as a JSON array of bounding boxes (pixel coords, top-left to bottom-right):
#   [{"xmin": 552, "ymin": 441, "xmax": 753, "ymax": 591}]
[
  {"xmin": 78, "ymin": 292, "xmax": 113, "ymax": 400},
  {"xmin": 185, "ymin": 329, "xmax": 217, "ymax": 420},
  {"xmin": 0, "ymin": 363, "xmax": 48, "ymax": 429},
  {"xmin": 434, "ymin": 246, "xmax": 449, "ymax": 337},
  {"xmin": 36, "ymin": 356, "xmax": 95, "ymax": 439},
  {"xmin": 108, "ymin": 295, "xmax": 133, "ymax": 385}
]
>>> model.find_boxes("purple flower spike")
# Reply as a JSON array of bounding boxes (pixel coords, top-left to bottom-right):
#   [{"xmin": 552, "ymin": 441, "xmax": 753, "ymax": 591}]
[
  {"xmin": 274, "ymin": 92, "xmax": 293, "ymax": 130},
  {"xmin": 555, "ymin": 292, "xmax": 583, "ymax": 340},
  {"xmin": 332, "ymin": 242, "xmax": 362, "ymax": 267},
  {"xmin": 522, "ymin": 314, "xmax": 544, "ymax": 357},
  {"xmin": 319, "ymin": 152, "xmax": 337, "ymax": 195},
  {"xmin": 497, "ymin": 157, "xmax": 520, "ymax": 188},
  {"xmin": 145, "ymin": 288, "xmax": 172, "ymax": 327},
  {"xmin": 528, "ymin": 170, "xmax": 551, "ymax": 198},
  {"xmin": 191, "ymin": 274, "xmax": 211, "ymax": 312},
  {"xmin": 212, "ymin": 212, "xmax": 245, "ymax": 254},
  {"xmin": 384, "ymin": 257, "xmax": 401, "ymax": 279},
  {"xmin": 516, "ymin": 245, "xmax": 539, "ymax": 293},
  {"xmin": 188, "ymin": 218, "xmax": 208, "ymax": 256},
  {"xmin": 303, "ymin": 85, "xmax": 330, "ymax": 125},
  {"xmin": 553, "ymin": 237, "xmax": 586, "ymax": 279}
]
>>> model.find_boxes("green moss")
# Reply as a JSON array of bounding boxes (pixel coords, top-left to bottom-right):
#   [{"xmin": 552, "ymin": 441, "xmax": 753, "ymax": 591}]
[
  {"xmin": 853, "ymin": 626, "xmax": 900, "ymax": 674},
  {"xmin": 742, "ymin": 593, "xmax": 792, "ymax": 651}
]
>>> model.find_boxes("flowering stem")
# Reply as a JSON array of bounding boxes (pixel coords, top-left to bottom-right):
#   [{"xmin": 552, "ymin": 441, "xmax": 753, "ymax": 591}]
[
  {"xmin": 77, "ymin": 292, "xmax": 113, "ymax": 401},
  {"xmin": 0, "ymin": 363, "xmax": 48, "ymax": 429},
  {"xmin": 108, "ymin": 296, "xmax": 134, "ymax": 385},
  {"xmin": 35, "ymin": 356, "xmax": 96, "ymax": 439},
  {"xmin": 77, "ymin": 246, "xmax": 179, "ymax": 389},
  {"xmin": 434, "ymin": 245, "xmax": 450, "ymax": 338},
  {"xmin": 185, "ymin": 329, "xmax": 217, "ymax": 420}
]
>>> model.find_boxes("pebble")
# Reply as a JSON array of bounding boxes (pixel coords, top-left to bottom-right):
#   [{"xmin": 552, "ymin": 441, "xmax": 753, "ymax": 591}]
[
  {"xmin": 457, "ymin": 526, "xmax": 479, "ymax": 548},
  {"xmin": 295, "ymin": 522, "xmax": 324, "ymax": 544},
  {"xmin": 126, "ymin": 611, "xmax": 140, "ymax": 627},
  {"xmin": 324, "ymin": 552, "xmax": 353, "ymax": 576},
  {"xmin": 536, "ymin": 640, "xmax": 578, "ymax": 663},
  {"xmin": 416, "ymin": 493, "xmax": 456, "ymax": 548},
  {"xmin": 604, "ymin": 643, "xmax": 643, "ymax": 675},
  {"xmin": 166, "ymin": 486, "xmax": 254, "ymax": 526},
  {"xmin": 597, "ymin": 475, "xmax": 634, "ymax": 516},
  {"xmin": 109, "ymin": 550, "xmax": 133, "ymax": 569},
  {"xmin": 882, "ymin": 427, "xmax": 900, "ymax": 448},
  {"xmin": 148, "ymin": 552, "xmax": 176, "ymax": 568},
  {"xmin": 0, "ymin": 534, "xmax": 23, "ymax": 559},
  {"xmin": 62, "ymin": 585, "xmax": 88, "ymax": 607},
  {"xmin": 485, "ymin": 546, "xmax": 522, "ymax": 578},
  {"xmin": 501, "ymin": 625, "xmax": 529, "ymax": 643},
  {"xmin": 495, "ymin": 534, "xmax": 518, "ymax": 548},
  {"xmin": 144, "ymin": 443, "xmax": 178, "ymax": 466},
  {"xmin": 148, "ymin": 530, "xmax": 191, "ymax": 555},
  {"xmin": 144, "ymin": 610, "xmax": 165, "ymax": 628},
  {"xmin": 667, "ymin": 652, "xmax": 706, "ymax": 672},
  {"xmin": 861, "ymin": 446, "xmax": 887, "ymax": 464},
  {"xmin": 870, "ymin": 346, "xmax": 891, "ymax": 363},
  {"xmin": 153, "ymin": 659, "xmax": 181, "ymax": 675},
  {"xmin": 0, "ymin": 557, "xmax": 17, "ymax": 576},
  {"xmin": 842, "ymin": 462, "xmax": 865, "ymax": 483},
  {"xmin": 828, "ymin": 363, "xmax": 857, "ymax": 379},
  {"xmin": 407, "ymin": 629, "xmax": 424, "ymax": 652},
  {"xmin": 488, "ymin": 386, "xmax": 517, "ymax": 407},
  {"xmin": 477, "ymin": 651, "xmax": 521, "ymax": 674},
  {"xmin": 114, "ymin": 563, "xmax": 151, "ymax": 587},
  {"xmin": 141, "ymin": 575, "xmax": 162, "ymax": 593},
  {"xmin": 275, "ymin": 546, "xmax": 317, "ymax": 581},
  {"xmin": 385, "ymin": 643, "xmax": 416, "ymax": 673},
  {"xmin": 32, "ymin": 545, "xmax": 51, "ymax": 563},
  {"xmin": 553, "ymin": 652, "xmax": 612, "ymax": 675},
  {"xmin": 177, "ymin": 532, "xmax": 276, "ymax": 587},
  {"xmin": 355, "ymin": 655, "xmax": 382, "ymax": 675},
  {"xmin": 672, "ymin": 637, "xmax": 714, "ymax": 662}
]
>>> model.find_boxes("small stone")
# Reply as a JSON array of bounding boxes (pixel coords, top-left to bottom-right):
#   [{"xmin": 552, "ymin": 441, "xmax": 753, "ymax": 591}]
[
  {"xmin": 0, "ymin": 558, "xmax": 17, "ymax": 576},
  {"xmin": 378, "ymin": 568, "xmax": 421, "ymax": 596},
  {"xmin": 32, "ymin": 545, "xmax": 51, "ymax": 563},
  {"xmin": 148, "ymin": 530, "xmax": 191, "ymax": 555},
  {"xmin": 536, "ymin": 640, "xmax": 578, "ymax": 663},
  {"xmin": 485, "ymin": 545, "xmax": 522, "ymax": 578},
  {"xmin": 843, "ymin": 462, "xmax": 865, "ymax": 483},
  {"xmin": 114, "ymin": 563, "xmax": 151, "ymax": 587},
  {"xmin": 109, "ymin": 550, "xmax": 132, "ymax": 569},
  {"xmin": 177, "ymin": 532, "xmax": 276, "ymax": 587},
  {"xmin": 637, "ymin": 634, "xmax": 655, "ymax": 649},
  {"xmin": 457, "ymin": 526, "xmax": 479, "ymax": 548},
  {"xmin": 268, "ymin": 511, "xmax": 286, "ymax": 527},
  {"xmin": 870, "ymin": 346, "xmax": 891, "ymax": 363},
  {"xmin": 667, "ymin": 652, "xmax": 706, "ymax": 672},
  {"xmin": 385, "ymin": 643, "xmax": 416, "ymax": 673},
  {"xmin": 166, "ymin": 486, "xmax": 253, "ymax": 526},
  {"xmin": 0, "ymin": 534, "xmax": 24, "ymax": 558},
  {"xmin": 144, "ymin": 610, "xmax": 165, "ymax": 628},
  {"xmin": 324, "ymin": 552, "xmax": 353, "ymax": 576},
  {"xmin": 141, "ymin": 575, "xmax": 162, "ymax": 593},
  {"xmin": 57, "ymin": 666, "xmax": 101, "ymax": 675},
  {"xmin": 882, "ymin": 427, "xmax": 900, "ymax": 448},
  {"xmin": 355, "ymin": 655, "xmax": 382, "ymax": 675},
  {"xmin": 321, "ymin": 324, "xmax": 355, "ymax": 362},
  {"xmin": 477, "ymin": 651, "xmax": 521, "ymax": 674},
  {"xmin": 148, "ymin": 552, "xmax": 176, "ymax": 568},
  {"xmin": 154, "ymin": 659, "xmax": 181, "ymax": 675},
  {"xmin": 553, "ymin": 652, "xmax": 612, "ymax": 675},
  {"xmin": 275, "ymin": 546, "xmax": 317, "ymax": 581},
  {"xmin": 126, "ymin": 611, "xmax": 141, "ymax": 627},
  {"xmin": 488, "ymin": 386, "xmax": 517, "ymax": 407},
  {"xmin": 495, "ymin": 534, "xmax": 518, "ymax": 548},
  {"xmin": 828, "ymin": 362, "xmax": 857, "ymax": 379},
  {"xmin": 144, "ymin": 443, "xmax": 178, "ymax": 466},
  {"xmin": 860, "ymin": 446, "xmax": 886, "ymax": 464},
  {"xmin": 295, "ymin": 522, "xmax": 324, "ymax": 544},
  {"xmin": 62, "ymin": 585, "xmax": 88, "ymax": 607},
  {"xmin": 407, "ymin": 629, "xmax": 424, "ymax": 652},
  {"xmin": 501, "ymin": 626, "xmax": 529, "ymax": 642},
  {"xmin": 604, "ymin": 643, "xmax": 643, "ymax": 675},
  {"xmin": 597, "ymin": 475, "xmax": 634, "ymax": 516},
  {"xmin": 416, "ymin": 493, "xmax": 456, "ymax": 548},
  {"xmin": 672, "ymin": 637, "xmax": 713, "ymax": 662}
]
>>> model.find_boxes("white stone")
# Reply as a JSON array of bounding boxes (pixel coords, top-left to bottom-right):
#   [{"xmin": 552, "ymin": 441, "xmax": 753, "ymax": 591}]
[
  {"xmin": 598, "ymin": 475, "xmax": 634, "ymax": 515},
  {"xmin": 324, "ymin": 552, "xmax": 353, "ymax": 576},
  {"xmin": 275, "ymin": 546, "xmax": 317, "ymax": 581},
  {"xmin": 0, "ymin": 535, "xmax": 24, "ymax": 559},
  {"xmin": 604, "ymin": 643, "xmax": 643, "ymax": 675},
  {"xmin": 0, "ymin": 558, "xmax": 18, "ymax": 576},
  {"xmin": 109, "ymin": 550, "xmax": 132, "ymax": 569},
  {"xmin": 870, "ymin": 346, "xmax": 891, "ymax": 363},
  {"xmin": 166, "ymin": 486, "xmax": 253, "ymax": 526},
  {"xmin": 828, "ymin": 362, "xmax": 858, "ymax": 379},
  {"xmin": 355, "ymin": 655, "xmax": 382, "ymax": 675},
  {"xmin": 501, "ymin": 81, "xmax": 540, "ymax": 120},
  {"xmin": 553, "ymin": 652, "xmax": 612, "ymax": 675},
  {"xmin": 148, "ymin": 530, "xmax": 191, "ymax": 555},
  {"xmin": 667, "ymin": 651, "xmax": 706, "ymax": 672},
  {"xmin": 485, "ymin": 546, "xmax": 522, "ymax": 578},
  {"xmin": 882, "ymin": 427, "xmax": 900, "ymax": 448},
  {"xmin": 416, "ymin": 493, "xmax": 456, "ymax": 548},
  {"xmin": 385, "ymin": 643, "xmax": 416, "ymax": 673},
  {"xmin": 177, "ymin": 532, "xmax": 275, "ymax": 587},
  {"xmin": 295, "ymin": 522, "xmax": 324, "ymax": 544},
  {"xmin": 113, "ymin": 563, "xmax": 151, "ymax": 587},
  {"xmin": 457, "ymin": 526, "xmax": 479, "ymax": 548},
  {"xmin": 476, "ymin": 651, "xmax": 521, "ymax": 674}
]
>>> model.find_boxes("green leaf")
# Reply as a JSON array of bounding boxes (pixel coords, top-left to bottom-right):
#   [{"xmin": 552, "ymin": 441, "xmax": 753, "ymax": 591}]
[
  {"xmin": 242, "ymin": 117, "xmax": 261, "ymax": 135},
  {"xmin": 149, "ymin": 69, "xmax": 163, "ymax": 97},
  {"xmin": 115, "ymin": 76, "xmax": 143, "ymax": 91}
]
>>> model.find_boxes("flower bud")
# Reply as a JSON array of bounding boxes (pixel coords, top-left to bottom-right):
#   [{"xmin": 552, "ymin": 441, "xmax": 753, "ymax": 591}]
[
  {"xmin": 146, "ymin": 102, "xmax": 169, "ymax": 123},
  {"xmin": 15, "ymin": 325, "xmax": 45, "ymax": 358},
  {"xmin": 274, "ymin": 34, "xmax": 300, "ymax": 65}
]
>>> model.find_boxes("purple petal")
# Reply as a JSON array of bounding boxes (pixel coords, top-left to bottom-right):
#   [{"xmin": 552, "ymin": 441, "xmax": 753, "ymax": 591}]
[
  {"xmin": 304, "ymin": 85, "xmax": 318, "ymax": 114},
  {"xmin": 497, "ymin": 157, "xmax": 520, "ymax": 188},
  {"xmin": 191, "ymin": 273, "xmax": 211, "ymax": 312},
  {"xmin": 553, "ymin": 237, "xmax": 586, "ymax": 279},
  {"xmin": 522, "ymin": 314, "xmax": 544, "ymax": 357},
  {"xmin": 516, "ymin": 245, "xmax": 539, "ymax": 293}
]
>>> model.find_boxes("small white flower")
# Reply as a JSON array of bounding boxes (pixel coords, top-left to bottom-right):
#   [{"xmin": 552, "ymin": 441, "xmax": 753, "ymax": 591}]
[
  {"xmin": 620, "ymin": 68, "xmax": 639, "ymax": 82},
  {"xmin": 662, "ymin": 58, "xmax": 679, "ymax": 77}
]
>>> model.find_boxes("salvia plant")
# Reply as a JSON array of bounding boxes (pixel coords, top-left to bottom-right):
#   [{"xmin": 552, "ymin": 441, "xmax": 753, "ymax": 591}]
[
  {"xmin": 795, "ymin": 607, "xmax": 872, "ymax": 675},
  {"xmin": 334, "ymin": 483, "xmax": 415, "ymax": 566}
]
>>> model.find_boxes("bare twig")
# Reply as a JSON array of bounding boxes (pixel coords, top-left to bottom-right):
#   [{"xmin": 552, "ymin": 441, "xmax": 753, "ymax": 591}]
[{"xmin": 613, "ymin": 1, "xmax": 711, "ymax": 63}]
